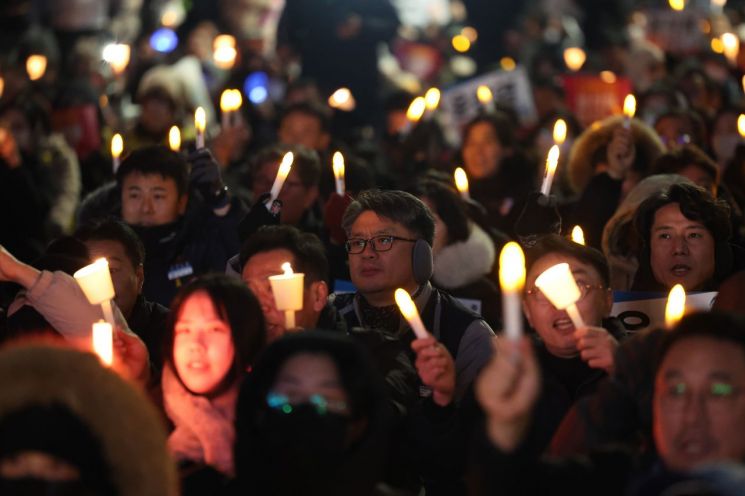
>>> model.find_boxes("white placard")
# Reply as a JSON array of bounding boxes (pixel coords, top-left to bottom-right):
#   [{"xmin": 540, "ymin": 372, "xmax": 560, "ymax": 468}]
[{"xmin": 611, "ymin": 291, "xmax": 717, "ymax": 333}]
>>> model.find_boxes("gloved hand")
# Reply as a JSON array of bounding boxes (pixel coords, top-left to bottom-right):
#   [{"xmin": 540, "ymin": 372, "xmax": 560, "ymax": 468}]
[
  {"xmin": 513, "ymin": 191, "xmax": 562, "ymax": 247},
  {"xmin": 238, "ymin": 193, "xmax": 282, "ymax": 242},
  {"xmin": 324, "ymin": 193, "xmax": 353, "ymax": 245},
  {"xmin": 188, "ymin": 149, "xmax": 229, "ymax": 209}
]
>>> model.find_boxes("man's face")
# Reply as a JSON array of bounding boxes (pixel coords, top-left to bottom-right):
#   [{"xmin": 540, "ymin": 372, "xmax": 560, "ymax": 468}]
[
  {"xmin": 251, "ymin": 161, "xmax": 318, "ymax": 225},
  {"xmin": 523, "ymin": 253, "xmax": 612, "ymax": 358},
  {"xmin": 347, "ymin": 211, "xmax": 418, "ymax": 306},
  {"xmin": 650, "ymin": 203, "xmax": 716, "ymax": 291},
  {"xmin": 242, "ymin": 248, "xmax": 326, "ymax": 342},
  {"xmin": 462, "ymin": 121, "xmax": 506, "ymax": 180},
  {"xmin": 84, "ymin": 239, "xmax": 143, "ymax": 319},
  {"xmin": 121, "ymin": 172, "xmax": 187, "ymax": 227},
  {"xmin": 654, "ymin": 336, "xmax": 745, "ymax": 472},
  {"xmin": 278, "ymin": 112, "xmax": 330, "ymax": 151}
]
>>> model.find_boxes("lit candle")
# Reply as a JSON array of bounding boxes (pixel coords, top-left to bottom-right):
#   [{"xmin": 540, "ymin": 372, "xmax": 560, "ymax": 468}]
[
  {"xmin": 168, "ymin": 125, "xmax": 181, "ymax": 152},
  {"xmin": 665, "ymin": 284, "xmax": 686, "ymax": 329},
  {"xmin": 230, "ymin": 89, "xmax": 243, "ymax": 127},
  {"xmin": 424, "ymin": 87, "xmax": 440, "ymax": 120},
  {"xmin": 213, "ymin": 34, "xmax": 237, "ymax": 70},
  {"xmin": 394, "ymin": 288, "xmax": 429, "ymax": 339},
  {"xmin": 111, "ymin": 133, "xmax": 123, "ymax": 173},
  {"xmin": 739, "ymin": 114, "xmax": 745, "ymax": 140},
  {"xmin": 563, "ymin": 47, "xmax": 586, "ymax": 72},
  {"xmin": 476, "ymin": 85, "xmax": 495, "ymax": 112},
  {"xmin": 328, "ymin": 87, "xmax": 356, "ymax": 111},
  {"xmin": 499, "ymin": 242, "xmax": 525, "ymax": 340},
  {"xmin": 540, "ymin": 145, "xmax": 560, "ymax": 196},
  {"xmin": 553, "ymin": 119, "xmax": 567, "ymax": 146},
  {"xmin": 332, "ymin": 151, "xmax": 345, "ymax": 196},
  {"xmin": 268, "ymin": 262, "xmax": 305, "ymax": 329},
  {"xmin": 623, "ymin": 94, "xmax": 636, "ymax": 129},
  {"xmin": 92, "ymin": 320, "xmax": 114, "ymax": 366},
  {"xmin": 723, "ymin": 32, "xmax": 740, "ymax": 66},
  {"xmin": 267, "ymin": 151, "xmax": 294, "ymax": 206},
  {"xmin": 669, "ymin": 0, "xmax": 685, "ymax": 10},
  {"xmin": 73, "ymin": 258, "xmax": 117, "ymax": 327},
  {"xmin": 220, "ymin": 89, "xmax": 233, "ymax": 129},
  {"xmin": 26, "ymin": 55, "xmax": 47, "ymax": 81},
  {"xmin": 534, "ymin": 262, "xmax": 586, "ymax": 329},
  {"xmin": 571, "ymin": 225, "xmax": 585, "ymax": 246},
  {"xmin": 404, "ymin": 96, "xmax": 426, "ymax": 134},
  {"xmin": 103, "ymin": 43, "xmax": 131, "ymax": 75},
  {"xmin": 454, "ymin": 167, "xmax": 470, "ymax": 200},
  {"xmin": 195, "ymin": 107, "xmax": 206, "ymax": 149}
]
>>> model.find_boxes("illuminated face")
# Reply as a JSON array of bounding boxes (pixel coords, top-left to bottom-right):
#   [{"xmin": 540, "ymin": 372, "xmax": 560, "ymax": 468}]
[
  {"xmin": 241, "ymin": 248, "xmax": 326, "ymax": 341},
  {"xmin": 523, "ymin": 253, "xmax": 612, "ymax": 358},
  {"xmin": 121, "ymin": 172, "xmax": 186, "ymax": 227},
  {"xmin": 251, "ymin": 161, "xmax": 318, "ymax": 226},
  {"xmin": 278, "ymin": 112, "xmax": 330, "ymax": 151},
  {"xmin": 271, "ymin": 352, "xmax": 349, "ymax": 414},
  {"xmin": 84, "ymin": 239, "xmax": 143, "ymax": 319},
  {"xmin": 347, "ymin": 211, "xmax": 418, "ymax": 306},
  {"xmin": 654, "ymin": 337, "xmax": 745, "ymax": 472},
  {"xmin": 173, "ymin": 291, "xmax": 235, "ymax": 394},
  {"xmin": 462, "ymin": 121, "xmax": 506, "ymax": 180},
  {"xmin": 649, "ymin": 203, "xmax": 716, "ymax": 291}
]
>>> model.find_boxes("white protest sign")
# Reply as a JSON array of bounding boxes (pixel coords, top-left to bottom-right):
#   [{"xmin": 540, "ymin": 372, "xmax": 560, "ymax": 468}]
[
  {"xmin": 439, "ymin": 67, "xmax": 537, "ymax": 145},
  {"xmin": 643, "ymin": 8, "xmax": 708, "ymax": 55},
  {"xmin": 611, "ymin": 291, "xmax": 717, "ymax": 333}
]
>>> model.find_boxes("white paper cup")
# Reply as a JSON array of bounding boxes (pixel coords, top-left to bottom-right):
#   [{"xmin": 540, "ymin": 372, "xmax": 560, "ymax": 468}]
[{"xmin": 74, "ymin": 258, "xmax": 115, "ymax": 305}]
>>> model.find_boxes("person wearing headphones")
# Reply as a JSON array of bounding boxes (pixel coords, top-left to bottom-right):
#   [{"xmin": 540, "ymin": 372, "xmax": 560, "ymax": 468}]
[{"xmin": 334, "ymin": 189, "xmax": 495, "ymax": 401}]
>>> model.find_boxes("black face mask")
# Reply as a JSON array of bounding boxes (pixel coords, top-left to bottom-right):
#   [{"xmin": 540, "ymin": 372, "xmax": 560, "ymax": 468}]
[
  {"xmin": 0, "ymin": 477, "xmax": 99, "ymax": 496},
  {"xmin": 254, "ymin": 404, "xmax": 351, "ymax": 491}
]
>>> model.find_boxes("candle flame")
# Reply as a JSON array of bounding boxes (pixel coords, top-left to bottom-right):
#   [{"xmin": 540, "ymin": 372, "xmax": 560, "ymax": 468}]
[
  {"xmin": 92, "ymin": 320, "xmax": 114, "ymax": 366},
  {"xmin": 0, "ymin": 77, "xmax": 4, "ymax": 98},
  {"xmin": 220, "ymin": 89, "xmax": 232, "ymax": 112},
  {"xmin": 571, "ymin": 225, "xmax": 585, "ymax": 245},
  {"xmin": 281, "ymin": 262, "xmax": 294, "ymax": 276},
  {"xmin": 499, "ymin": 242, "xmax": 526, "ymax": 293},
  {"xmin": 394, "ymin": 288, "xmax": 418, "ymax": 320},
  {"xmin": 328, "ymin": 87, "xmax": 356, "ymax": 111},
  {"xmin": 278, "ymin": 151, "xmax": 293, "ymax": 178},
  {"xmin": 195, "ymin": 107, "xmax": 206, "ymax": 132},
  {"xmin": 452, "ymin": 34, "xmax": 471, "ymax": 53},
  {"xmin": 424, "ymin": 88, "xmax": 441, "ymax": 111},
  {"xmin": 623, "ymin": 94, "xmax": 636, "ymax": 119},
  {"xmin": 722, "ymin": 32, "xmax": 740, "ymax": 65},
  {"xmin": 406, "ymin": 96, "xmax": 426, "ymax": 122},
  {"xmin": 600, "ymin": 71, "xmax": 617, "ymax": 84},
  {"xmin": 546, "ymin": 145, "xmax": 560, "ymax": 175},
  {"xmin": 563, "ymin": 47, "xmax": 586, "ymax": 72},
  {"xmin": 665, "ymin": 284, "xmax": 686, "ymax": 329},
  {"xmin": 476, "ymin": 85, "xmax": 493, "ymax": 104},
  {"xmin": 669, "ymin": 0, "xmax": 684, "ymax": 10},
  {"xmin": 168, "ymin": 126, "xmax": 181, "ymax": 152},
  {"xmin": 332, "ymin": 151, "xmax": 345, "ymax": 181},
  {"xmin": 102, "ymin": 43, "xmax": 130, "ymax": 75},
  {"xmin": 500, "ymin": 57, "xmax": 516, "ymax": 71},
  {"xmin": 534, "ymin": 262, "xmax": 581, "ymax": 310},
  {"xmin": 111, "ymin": 133, "xmax": 123, "ymax": 158},
  {"xmin": 454, "ymin": 167, "xmax": 469, "ymax": 195},
  {"xmin": 553, "ymin": 119, "xmax": 567, "ymax": 145},
  {"xmin": 461, "ymin": 26, "xmax": 478, "ymax": 42},
  {"xmin": 232, "ymin": 89, "xmax": 243, "ymax": 111},
  {"xmin": 26, "ymin": 55, "xmax": 47, "ymax": 81},
  {"xmin": 739, "ymin": 114, "xmax": 745, "ymax": 138}
]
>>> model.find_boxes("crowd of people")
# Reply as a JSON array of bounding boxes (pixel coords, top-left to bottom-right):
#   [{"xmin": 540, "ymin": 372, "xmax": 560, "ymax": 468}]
[{"xmin": 3, "ymin": 0, "xmax": 745, "ymax": 494}]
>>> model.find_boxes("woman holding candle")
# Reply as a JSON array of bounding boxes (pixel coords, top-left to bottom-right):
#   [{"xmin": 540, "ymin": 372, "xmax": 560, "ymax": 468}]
[{"xmin": 161, "ymin": 273, "xmax": 265, "ymax": 493}]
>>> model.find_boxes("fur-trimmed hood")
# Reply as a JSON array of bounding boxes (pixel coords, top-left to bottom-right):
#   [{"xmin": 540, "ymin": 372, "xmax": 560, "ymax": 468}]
[
  {"xmin": 0, "ymin": 344, "xmax": 177, "ymax": 495},
  {"xmin": 567, "ymin": 115, "xmax": 665, "ymax": 194},
  {"xmin": 433, "ymin": 222, "xmax": 495, "ymax": 289}
]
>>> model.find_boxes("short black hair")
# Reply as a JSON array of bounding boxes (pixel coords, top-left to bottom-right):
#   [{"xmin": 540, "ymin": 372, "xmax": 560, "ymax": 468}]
[
  {"xmin": 526, "ymin": 234, "xmax": 611, "ymax": 288},
  {"xmin": 462, "ymin": 111, "xmax": 516, "ymax": 149},
  {"xmin": 239, "ymin": 225, "xmax": 329, "ymax": 285},
  {"xmin": 250, "ymin": 144, "xmax": 321, "ymax": 189},
  {"xmin": 115, "ymin": 145, "xmax": 189, "ymax": 196},
  {"xmin": 341, "ymin": 189, "xmax": 435, "ymax": 246},
  {"xmin": 410, "ymin": 178, "xmax": 470, "ymax": 244},
  {"xmin": 657, "ymin": 311, "xmax": 745, "ymax": 371},
  {"xmin": 164, "ymin": 274, "xmax": 266, "ymax": 392},
  {"xmin": 75, "ymin": 219, "xmax": 145, "ymax": 268},
  {"xmin": 652, "ymin": 144, "xmax": 719, "ymax": 186},
  {"xmin": 279, "ymin": 101, "xmax": 331, "ymax": 133}
]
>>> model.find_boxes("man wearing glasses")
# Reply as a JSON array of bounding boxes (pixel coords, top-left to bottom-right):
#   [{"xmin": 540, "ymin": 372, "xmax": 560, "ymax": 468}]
[{"xmin": 335, "ymin": 189, "xmax": 495, "ymax": 401}]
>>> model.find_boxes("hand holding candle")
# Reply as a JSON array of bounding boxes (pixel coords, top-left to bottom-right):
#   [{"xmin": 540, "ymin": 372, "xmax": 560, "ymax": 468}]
[
  {"xmin": 395, "ymin": 288, "xmax": 429, "ymax": 339},
  {"xmin": 499, "ymin": 242, "xmax": 526, "ymax": 340},
  {"xmin": 111, "ymin": 133, "xmax": 123, "ymax": 173},
  {"xmin": 665, "ymin": 284, "xmax": 686, "ymax": 329},
  {"xmin": 454, "ymin": 167, "xmax": 470, "ymax": 200},
  {"xmin": 539, "ymin": 145, "xmax": 560, "ymax": 196},
  {"xmin": 266, "ymin": 151, "xmax": 294, "ymax": 207},
  {"xmin": 195, "ymin": 107, "xmax": 206, "ymax": 149},
  {"xmin": 268, "ymin": 262, "xmax": 304, "ymax": 329},
  {"xmin": 332, "ymin": 151, "xmax": 345, "ymax": 196},
  {"xmin": 533, "ymin": 262, "xmax": 586, "ymax": 329},
  {"xmin": 92, "ymin": 320, "xmax": 114, "ymax": 366}
]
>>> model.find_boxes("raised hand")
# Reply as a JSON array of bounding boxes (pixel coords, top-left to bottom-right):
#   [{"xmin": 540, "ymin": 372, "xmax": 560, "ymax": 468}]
[
  {"xmin": 574, "ymin": 325, "xmax": 619, "ymax": 374},
  {"xmin": 412, "ymin": 336, "xmax": 456, "ymax": 406}
]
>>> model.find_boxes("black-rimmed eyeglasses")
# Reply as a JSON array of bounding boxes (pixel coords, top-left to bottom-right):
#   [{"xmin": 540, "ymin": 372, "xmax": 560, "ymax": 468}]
[{"xmin": 345, "ymin": 235, "xmax": 417, "ymax": 254}]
